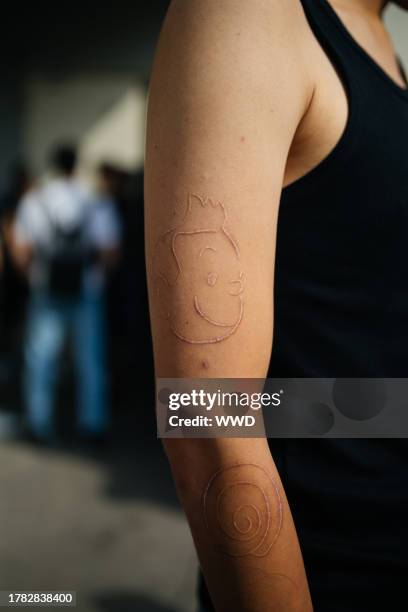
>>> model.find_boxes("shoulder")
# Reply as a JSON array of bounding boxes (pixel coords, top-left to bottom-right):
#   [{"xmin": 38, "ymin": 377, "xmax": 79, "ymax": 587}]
[
  {"xmin": 162, "ymin": 0, "xmax": 310, "ymax": 46},
  {"xmin": 157, "ymin": 0, "xmax": 313, "ymax": 78},
  {"xmin": 85, "ymin": 194, "xmax": 121, "ymax": 245},
  {"xmin": 14, "ymin": 186, "xmax": 46, "ymax": 241},
  {"xmin": 85, "ymin": 193, "xmax": 120, "ymax": 227},
  {"xmin": 151, "ymin": 0, "xmax": 316, "ymax": 136},
  {"xmin": 87, "ymin": 193, "xmax": 114, "ymax": 214},
  {"xmin": 16, "ymin": 187, "xmax": 42, "ymax": 219},
  {"xmin": 72, "ymin": 178, "xmax": 93, "ymax": 200}
]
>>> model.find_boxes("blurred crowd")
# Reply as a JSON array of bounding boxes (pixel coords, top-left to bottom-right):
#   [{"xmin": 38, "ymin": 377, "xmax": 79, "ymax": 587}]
[{"xmin": 0, "ymin": 144, "xmax": 153, "ymax": 447}]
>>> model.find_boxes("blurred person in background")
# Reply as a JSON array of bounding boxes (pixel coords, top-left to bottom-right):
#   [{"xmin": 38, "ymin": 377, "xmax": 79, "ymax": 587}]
[
  {"xmin": 97, "ymin": 163, "xmax": 153, "ymax": 409},
  {"xmin": 97, "ymin": 163, "xmax": 130, "ymax": 402},
  {"xmin": 0, "ymin": 163, "xmax": 30, "ymax": 409},
  {"xmin": 12, "ymin": 144, "xmax": 121, "ymax": 445}
]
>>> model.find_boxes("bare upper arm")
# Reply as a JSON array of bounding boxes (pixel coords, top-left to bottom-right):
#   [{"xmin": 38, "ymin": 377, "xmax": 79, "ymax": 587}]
[{"xmin": 145, "ymin": 0, "xmax": 314, "ymax": 378}]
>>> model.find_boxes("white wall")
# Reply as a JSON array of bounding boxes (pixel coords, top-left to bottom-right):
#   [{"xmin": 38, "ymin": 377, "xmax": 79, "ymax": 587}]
[
  {"xmin": 386, "ymin": 5, "xmax": 408, "ymax": 67},
  {"xmin": 22, "ymin": 75, "xmax": 147, "ymax": 177}
]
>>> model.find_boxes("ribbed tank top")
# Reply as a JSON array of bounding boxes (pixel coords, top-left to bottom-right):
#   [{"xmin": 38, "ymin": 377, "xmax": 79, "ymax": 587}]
[{"xmin": 269, "ymin": 0, "xmax": 408, "ymax": 610}]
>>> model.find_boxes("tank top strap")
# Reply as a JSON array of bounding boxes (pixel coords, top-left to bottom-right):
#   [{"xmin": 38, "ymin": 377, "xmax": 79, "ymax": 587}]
[
  {"xmin": 301, "ymin": 0, "xmax": 408, "ymax": 104},
  {"xmin": 300, "ymin": 0, "xmax": 363, "ymax": 101}
]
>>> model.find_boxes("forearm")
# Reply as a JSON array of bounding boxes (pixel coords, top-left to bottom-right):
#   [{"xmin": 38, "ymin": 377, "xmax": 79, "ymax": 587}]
[{"xmin": 165, "ymin": 438, "xmax": 312, "ymax": 612}]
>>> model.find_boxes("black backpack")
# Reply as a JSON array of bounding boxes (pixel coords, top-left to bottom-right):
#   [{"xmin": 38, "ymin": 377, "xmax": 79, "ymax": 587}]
[{"xmin": 38, "ymin": 200, "xmax": 90, "ymax": 299}]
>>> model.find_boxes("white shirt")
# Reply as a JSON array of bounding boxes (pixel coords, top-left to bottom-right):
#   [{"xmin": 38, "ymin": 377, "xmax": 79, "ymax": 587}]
[{"xmin": 14, "ymin": 177, "xmax": 121, "ymax": 292}]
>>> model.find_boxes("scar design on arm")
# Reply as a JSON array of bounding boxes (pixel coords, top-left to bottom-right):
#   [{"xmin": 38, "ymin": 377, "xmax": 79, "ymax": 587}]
[
  {"xmin": 203, "ymin": 464, "xmax": 283, "ymax": 558},
  {"xmin": 154, "ymin": 193, "xmax": 245, "ymax": 344}
]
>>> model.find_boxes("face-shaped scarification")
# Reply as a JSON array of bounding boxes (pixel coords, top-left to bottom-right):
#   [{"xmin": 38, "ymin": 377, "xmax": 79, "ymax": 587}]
[
  {"xmin": 154, "ymin": 193, "xmax": 245, "ymax": 344},
  {"xmin": 203, "ymin": 464, "xmax": 283, "ymax": 558}
]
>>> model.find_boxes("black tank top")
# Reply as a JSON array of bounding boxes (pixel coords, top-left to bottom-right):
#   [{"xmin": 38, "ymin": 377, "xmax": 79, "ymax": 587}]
[
  {"xmin": 269, "ymin": 1, "xmax": 408, "ymax": 611},
  {"xmin": 199, "ymin": 1, "xmax": 408, "ymax": 610}
]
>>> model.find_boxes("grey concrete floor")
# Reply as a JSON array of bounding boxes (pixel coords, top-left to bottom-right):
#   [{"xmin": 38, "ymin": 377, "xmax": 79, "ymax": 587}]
[{"xmin": 0, "ymin": 429, "xmax": 198, "ymax": 612}]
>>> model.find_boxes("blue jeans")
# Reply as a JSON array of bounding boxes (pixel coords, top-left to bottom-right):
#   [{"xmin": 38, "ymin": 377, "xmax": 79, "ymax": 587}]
[{"xmin": 24, "ymin": 289, "xmax": 108, "ymax": 439}]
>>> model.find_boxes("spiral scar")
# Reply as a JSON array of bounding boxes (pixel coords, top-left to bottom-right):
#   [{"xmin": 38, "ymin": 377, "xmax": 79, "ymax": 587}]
[
  {"xmin": 203, "ymin": 464, "xmax": 283, "ymax": 558},
  {"xmin": 154, "ymin": 193, "xmax": 245, "ymax": 344}
]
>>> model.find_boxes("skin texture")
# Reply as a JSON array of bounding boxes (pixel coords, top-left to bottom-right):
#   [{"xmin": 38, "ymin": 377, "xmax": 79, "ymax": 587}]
[{"xmin": 145, "ymin": 0, "xmax": 404, "ymax": 609}]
